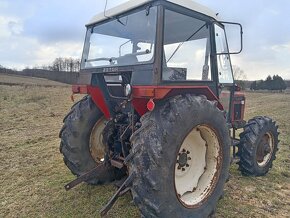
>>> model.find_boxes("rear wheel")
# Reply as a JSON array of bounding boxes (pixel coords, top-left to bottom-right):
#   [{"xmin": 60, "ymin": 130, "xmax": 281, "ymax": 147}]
[
  {"xmin": 238, "ymin": 116, "xmax": 279, "ymax": 176},
  {"xmin": 130, "ymin": 95, "xmax": 230, "ymax": 217},
  {"xmin": 59, "ymin": 96, "xmax": 121, "ymax": 185}
]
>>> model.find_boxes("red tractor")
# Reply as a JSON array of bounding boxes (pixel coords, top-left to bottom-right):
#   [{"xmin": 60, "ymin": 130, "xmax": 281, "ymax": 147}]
[{"xmin": 59, "ymin": 0, "xmax": 279, "ymax": 217}]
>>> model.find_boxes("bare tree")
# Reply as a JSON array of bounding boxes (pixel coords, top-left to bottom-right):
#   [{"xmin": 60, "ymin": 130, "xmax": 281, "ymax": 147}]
[
  {"xmin": 32, "ymin": 57, "xmax": 81, "ymax": 72},
  {"xmin": 232, "ymin": 65, "xmax": 247, "ymax": 90},
  {"xmin": 232, "ymin": 65, "xmax": 246, "ymax": 80}
]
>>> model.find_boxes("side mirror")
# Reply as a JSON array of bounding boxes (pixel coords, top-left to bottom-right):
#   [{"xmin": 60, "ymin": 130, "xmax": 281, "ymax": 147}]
[
  {"xmin": 234, "ymin": 84, "xmax": 241, "ymax": 91},
  {"xmin": 217, "ymin": 22, "xmax": 243, "ymax": 55}
]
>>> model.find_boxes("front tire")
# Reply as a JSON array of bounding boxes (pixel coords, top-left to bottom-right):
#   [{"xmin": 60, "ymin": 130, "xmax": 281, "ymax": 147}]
[
  {"xmin": 238, "ymin": 116, "xmax": 279, "ymax": 176},
  {"xmin": 130, "ymin": 95, "xmax": 231, "ymax": 218}
]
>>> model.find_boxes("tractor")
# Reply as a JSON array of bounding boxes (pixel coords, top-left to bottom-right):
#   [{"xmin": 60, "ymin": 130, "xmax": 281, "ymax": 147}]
[{"xmin": 59, "ymin": 0, "xmax": 279, "ymax": 217}]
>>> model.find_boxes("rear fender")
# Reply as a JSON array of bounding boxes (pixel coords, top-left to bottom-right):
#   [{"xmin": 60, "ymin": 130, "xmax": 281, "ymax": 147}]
[
  {"xmin": 132, "ymin": 86, "xmax": 223, "ymax": 116},
  {"xmin": 72, "ymin": 85, "xmax": 111, "ymax": 119}
]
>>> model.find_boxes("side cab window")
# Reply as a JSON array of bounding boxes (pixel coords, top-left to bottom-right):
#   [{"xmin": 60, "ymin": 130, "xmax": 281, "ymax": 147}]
[
  {"xmin": 214, "ymin": 24, "xmax": 233, "ymax": 84},
  {"xmin": 214, "ymin": 24, "xmax": 234, "ymax": 118}
]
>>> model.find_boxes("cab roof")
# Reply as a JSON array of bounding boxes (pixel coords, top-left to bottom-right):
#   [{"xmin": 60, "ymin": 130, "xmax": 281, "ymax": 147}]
[{"xmin": 87, "ymin": 0, "xmax": 218, "ymax": 26}]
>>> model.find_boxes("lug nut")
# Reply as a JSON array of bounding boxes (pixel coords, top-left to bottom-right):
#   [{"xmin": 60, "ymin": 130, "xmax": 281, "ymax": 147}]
[
  {"xmin": 182, "ymin": 168, "xmax": 185, "ymax": 171},
  {"xmin": 186, "ymin": 164, "xmax": 189, "ymax": 167},
  {"xmin": 188, "ymin": 157, "xmax": 191, "ymax": 160},
  {"xmin": 178, "ymin": 166, "xmax": 181, "ymax": 170},
  {"xmin": 187, "ymin": 151, "xmax": 190, "ymax": 154}
]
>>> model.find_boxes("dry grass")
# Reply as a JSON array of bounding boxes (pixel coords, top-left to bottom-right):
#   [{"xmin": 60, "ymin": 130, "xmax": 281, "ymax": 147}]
[
  {"xmin": 217, "ymin": 92, "xmax": 290, "ymax": 217},
  {"xmin": 0, "ymin": 74, "xmax": 68, "ymax": 87},
  {"xmin": 0, "ymin": 76, "xmax": 289, "ymax": 217}
]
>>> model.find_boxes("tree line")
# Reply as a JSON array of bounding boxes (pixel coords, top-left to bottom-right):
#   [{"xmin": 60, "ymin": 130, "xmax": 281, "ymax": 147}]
[
  {"xmin": 1, "ymin": 58, "xmax": 81, "ymax": 73},
  {"xmin": 35, "ymin": 57, "xmax": 81, "ymax": 72},
  {"xmin": 250, "ymin": 75, "xmax": 287, "ymax": 91},
  {"xmin": 0, "ymin": 64, "xmax": 15, "ymax": 74}
]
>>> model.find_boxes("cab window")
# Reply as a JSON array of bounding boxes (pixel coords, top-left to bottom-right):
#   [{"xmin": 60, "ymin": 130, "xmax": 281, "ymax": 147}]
[{"xmin": 162, "ymin": 10, "xmax": 211, "ymax": 81}]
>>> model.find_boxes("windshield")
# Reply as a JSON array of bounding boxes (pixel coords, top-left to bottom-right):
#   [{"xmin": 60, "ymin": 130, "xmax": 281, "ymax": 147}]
[{"xmin": 81, "ymin": 7, "xmax": 157, "ymax": 69}]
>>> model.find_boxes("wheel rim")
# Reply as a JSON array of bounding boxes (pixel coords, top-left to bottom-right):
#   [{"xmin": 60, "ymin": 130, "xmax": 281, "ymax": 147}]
[
  {"xmin": 256, "ymin": 132, "xmax": 274, "ymax": 167},
  {"xmin": 89, "ymin": 117, "xmax": 106, "ymax": 163},
  {"xmin": 174, "ymin": 125, "xmax": 222, "ymax": 207}
]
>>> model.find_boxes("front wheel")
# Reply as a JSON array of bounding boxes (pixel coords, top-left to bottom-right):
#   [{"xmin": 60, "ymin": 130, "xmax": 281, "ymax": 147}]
[
  {"xmin": 238, "ymin": 116, "xmax": 279, "ymax": 176},
  {"xmin": 129, "ymin": 95, "xmax": 231, "ymax": 217}
]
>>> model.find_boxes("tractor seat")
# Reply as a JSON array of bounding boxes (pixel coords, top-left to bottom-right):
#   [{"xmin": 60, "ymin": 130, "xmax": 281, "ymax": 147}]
[{"xmin": 117, "ymin": 54, "xmax": 138, "ymax": 65}]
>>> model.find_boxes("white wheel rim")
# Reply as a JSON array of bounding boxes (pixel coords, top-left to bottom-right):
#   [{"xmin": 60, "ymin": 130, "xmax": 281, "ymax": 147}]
[
  {"xmin": 257, "ymin": 132, "xmax": 274, "ymax": 167},
  {"xmin": 89, "ymin": 117, "xmax": 106, "ymax": 163},
  {"xmin": 175, "ymin": 125, "xmax": 221, "ymax": 207}
]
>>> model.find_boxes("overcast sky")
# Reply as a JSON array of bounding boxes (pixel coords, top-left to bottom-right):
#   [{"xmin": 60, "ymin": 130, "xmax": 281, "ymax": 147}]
[{"xmin": 0, "ymin": 0, "xmax": 289, "ymax": 80}]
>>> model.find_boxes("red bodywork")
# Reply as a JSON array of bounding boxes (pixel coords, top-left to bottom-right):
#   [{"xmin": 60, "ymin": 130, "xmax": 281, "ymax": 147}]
[
  {"xmin": 72, "ymin": 85, "xmax": 224, "ymax": 119},
  {"xmin": 72, "ymin": 85, "xmax": 110, "ymax": 118},
  {"xmin": 232, "ymin": 92, "xmax": 246, "ymax": 123},
  {"xmin": 131, "ymin": 86, "xmax": 224, "ymax": 115}
]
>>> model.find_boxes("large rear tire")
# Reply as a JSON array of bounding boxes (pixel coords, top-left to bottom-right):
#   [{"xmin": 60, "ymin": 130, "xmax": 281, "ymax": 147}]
[
  {"xmin": 129, "ymin": 95, "xmax": 231, "ymax": 218},
  {"xmin": 238, "ymin": 116, "xmax": 279, "ymax": 176},
  {"xmin": 59, "ymin": 96, "xmax": 121, "ymax": 185}
]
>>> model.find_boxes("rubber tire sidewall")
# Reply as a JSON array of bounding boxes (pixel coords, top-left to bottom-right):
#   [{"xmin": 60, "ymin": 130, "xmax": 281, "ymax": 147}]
[
  {"xmin": 130, "ymin": 95, "xmax": 231, "ymax": 218},
  {"xmin": 60, "ymin": 95, "xmax": 115, "ymax": 185},
  {"xmin": 238, "ymin": 116, "xmax": 279, "ymax": 176}
]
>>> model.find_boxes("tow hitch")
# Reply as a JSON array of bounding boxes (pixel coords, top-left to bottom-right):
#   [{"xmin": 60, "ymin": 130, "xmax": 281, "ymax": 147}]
[
  {"xmin": 65, "ymin": 164, "xmax": 134, "ymax": 216},
  {"xmin": 100, "ymin": 173, "xmax": 135, "ymax": 216},
  {"xmin": 64, "ymin": 164, "xmax": 104, "ymax": 191}
]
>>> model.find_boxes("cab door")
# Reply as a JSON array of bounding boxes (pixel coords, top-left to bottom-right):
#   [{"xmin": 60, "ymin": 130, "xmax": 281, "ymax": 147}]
[{"xmin": 214, "ymin": 23, "xmax": 234, "ymax": 122}]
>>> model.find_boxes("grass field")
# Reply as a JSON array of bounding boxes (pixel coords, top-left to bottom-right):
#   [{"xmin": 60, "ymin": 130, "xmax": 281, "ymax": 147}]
[
  {"xmin": 0, "ymin": 74, "xmax": 68, "ymax": 87},
  {"xmin": 0, "ymin": 75, "xmax": 289, "ymax": 217}
]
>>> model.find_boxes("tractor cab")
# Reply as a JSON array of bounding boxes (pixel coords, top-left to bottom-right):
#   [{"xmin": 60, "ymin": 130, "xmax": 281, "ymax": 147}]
[{"xmin": 77, "ymin": 0, "xmax": 243, "ymax": 124}]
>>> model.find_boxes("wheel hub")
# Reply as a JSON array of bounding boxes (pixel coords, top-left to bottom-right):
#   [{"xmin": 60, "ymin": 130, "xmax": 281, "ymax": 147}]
[
  {"xmin": 257, "ymin": 143, "xmax": 271, "ymax": 162},
  {"xmin": 177, "ymin": 150, "xmax": 191, "ymax": 170},
  {"xmin": 257, "ymin": 133, "xmax": 274, "ymax": 166},
  {"xmin": 89, "ymin": 117, "xmax": 106, "ymax": 163},
  {"xmin": 263, "ymin": 143, "xmax": 271, "ymax": 154}
]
